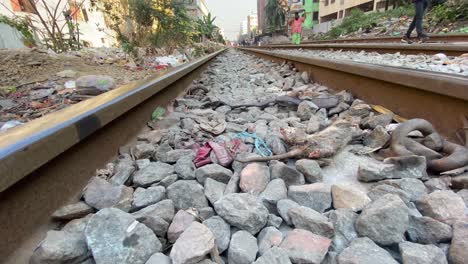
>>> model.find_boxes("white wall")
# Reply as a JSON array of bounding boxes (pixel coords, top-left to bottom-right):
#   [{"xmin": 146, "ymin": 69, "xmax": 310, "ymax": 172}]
[{"xmin": 0, "ymin": 0, "xmax": 116, "ymax": 48}]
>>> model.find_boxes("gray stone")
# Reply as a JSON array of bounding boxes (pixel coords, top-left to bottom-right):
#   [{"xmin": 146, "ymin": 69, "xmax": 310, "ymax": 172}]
[
  {"xmin": 110, "ymin": 158, "xmax": 135, "ymax": 185},
  {"xmin": 358, "ymin": 156, "xmax": 427, "ymax": 182},
  {"xmin": 175, "ymin": 156, "xmax": 196, "ymax": 180},
  {"xmin": 297, "ymin": 101, "xmax": 319, "ymax": 121},
  {"xmin": 356, "ymin": 194, "xmax": 409, "ymax": 246},
  {"xmin": 279, "ymin": 228, "xmax": 331, "ymax": 264},
  {"xmin": 457, "ymin": 189, "xmax": 468, "ymax": 205},
  {"xmin": 288, "ymin": 183, "xmax": 332, "ymax": 213},
  {"xmin": 138, "ymin": 215, "xmax": 169, "ymax": 237},
  {"xmin": 449, "ymin": 220, "xmax": 468, "ymax": 264},
  {"xmin": 133, "ymin": 162, "xmax": 175, "ymax": 187},
  {"xmin": 204, "ymin": 178, "xmax": 226, "ymax": 205},
  {"xmin": 270, "ymin": 161, "xmax": 305, "ymax": 187},
  {"xmin": 267, "ymin": 214, "xmax": 283, "ymax": 228},
  {"xmin": 133, "ymin": 199, "xmax": 175, "ymax": 223},
  {"xmin": 167, "ymin": 180, "xmax": 209, "ymax": 210},
  {"xmin": 83, "ymin": 177, "xmax": 133, "ymax": 212},
  {"xmin": 30, "ymin": 230, "xmax": 90, "ymax": 264},
  {"xmin": 203, "ymin": 216, "xmax": 231, "ymax": 254},
  {"xmin": 377, "ymin": 178, "xmax": 427, "ymax": 202},
  {"xmin": 137, "ymin": 130, "xmax": 164, "ymax": 144},
  {"xmin": 214, "ymin": 193, "xmax": 268, "ymax": 235},
  {"xmin": 363, "ymin": 114, "xmax": 393, "ymax": 129},
  {"xmin": 424, "ymin": 177, "xmax": 452, "ymax": 192},
  {"xmin": 306, "ymin": 114, "xmax": 322, "ymax": 134},
  {"xmin": 198, "ymin": 207, "xmax": 215, "ymax": 221},
  {"xmin": 328, "ymin": 209, "xmax": 358, "ymax": 254},
  {"xmin": 85, "ymin": 208, "xmax": 161, "ymax": 264},
  {"xmin": 258, "ymin": 226, "xmax": 283, "ymax": 255},
  {"xmin": 228, "ymin": 231, "xmax": 258, "ymax": 264},
  {"xmin": 224, "ymin": 172, "xmax": 240, "ymax": 195},
  {"xmin": 415, "ymin": 190, "xmax": 465, "ymax": 222},
  {"xmin": 168, "ymin": 210, "xmax": 197, "ymax": 243},
  {"xmin": 399, "ymin": 242, "xmax": 447, "ymax": 264},
  {"xmin": 195, "ymin": 164, "xmax": 233, "ymax": 184},
  {"xmin": 295, "ymin": 159, "xmax": 323, "ymax": 183},
  {"xmin": 136, "ymin": 159, "xmax": 151, "ymax": 170},
  {"xmin": 363, "ymin": 126, "xmax": 390, "ymax": 148},
  {"xmin": 154, "ymin": 143, "xmax": 173, "ymax": 162},
  {"xmin": 368, "ymin": 184, "xmax": 411, "ymax": 205},
  {"xmin": 170, "ymin": 222, "xmax": 215, "ymax": 264},
  {"xmin": 288, "ymin": 206, "xmax": 334, "ymax": 238},
  {"xmin": 52, "ymin": 202, "xmax": 94, "ymax": 220},
  {"xmin": 132, "ymin": 186, "xmax": 166, "ymax": 211},
  {"xmin": 133, "ymin": 143, "xmax": 156, "ymax": 159},
  {"xmin": 301, "ymin": 71, "xmax": 310, "ymax": 83},
  {"xmin": 266, "ymin": 136, "xmax": 287, "ymax": 155},
  {"xmin": 240, "ymin": 163, "xmax": 270, "ymax": 195},
  {"xmin": 76, "ymin": 75, "xmax": 115, "ymax": 94},
  {"xmin": 165, "ymin": 149, "xmax": 196, "ymax": 163},
  {"xmin": 337, "ymin": 237, "xmax": 398, "ymax": 264},
  {"xmin": 159, "ymin": 174, "xmax": 178, "ymax": 188},
  {"xmin": 253, "ymin": 247, "xmax": 292, "ymax": 264},
  {"xmin": 328, "ymin": 102, "xmax": 350, "ymax": 116},
  {"xmin": 331, "ymin": 184, "xmax": 371, "ymax": 212},
  {"xmin": 145, "ymin": 253, "xmax": 171, "ymax": 264},
  {"xmin": 259, "ymin": 179, "xmax": 287, "ymax": 213},
  {"xmin": 277, "ymin": 199, "xmax": 301, "ymax": 226}
]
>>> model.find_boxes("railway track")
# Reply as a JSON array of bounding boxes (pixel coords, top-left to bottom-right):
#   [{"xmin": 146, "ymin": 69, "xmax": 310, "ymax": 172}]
[
  {"xmin": 254, "ymin": 42, "xmax": 468, "ymax": 56},
  {"xmin": 1, "ymin": 47, "xmax": 467, "ymax": 263}
]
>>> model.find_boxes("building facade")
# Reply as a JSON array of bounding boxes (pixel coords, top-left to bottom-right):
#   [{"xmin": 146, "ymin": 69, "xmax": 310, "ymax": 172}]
[
  {"xmin": 176, "ymin": 0, "xmax": 209, "ymax": 19},
  {"xmin": 0, "ymin": 0, "xmax": 116, "ymax": 48},
  {"xmin": 247, "ymin": 12, "xmax": 258, "ymax": 35},
  {"xmin": 319, "ymin": 0, "xmax": 389, "ymax": 23}
]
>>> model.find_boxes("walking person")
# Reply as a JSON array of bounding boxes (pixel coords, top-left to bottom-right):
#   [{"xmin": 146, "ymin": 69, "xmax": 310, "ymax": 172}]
[
  {"xmin": 402, "ymin": 0, "xmax": 430, "ymax": 43},
  {"xmin": 290, "ymin": 12, "xmax": 306, "ymax": 45}
]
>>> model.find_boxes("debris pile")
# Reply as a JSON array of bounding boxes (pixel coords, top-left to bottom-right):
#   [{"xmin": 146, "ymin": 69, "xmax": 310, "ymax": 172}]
[{"xmin": 31, "ymin": 50, "xmax": 467, "ymax": 264}]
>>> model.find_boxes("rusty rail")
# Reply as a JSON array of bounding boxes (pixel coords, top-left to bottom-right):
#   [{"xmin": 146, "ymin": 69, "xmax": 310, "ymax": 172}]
[
  {"xmin": 253, "ymin": 43, "xmax": 468, "ymax": 56},
  {"xmin": 269, "ymin": 33, "xmax": 468, "ymax": 45}
]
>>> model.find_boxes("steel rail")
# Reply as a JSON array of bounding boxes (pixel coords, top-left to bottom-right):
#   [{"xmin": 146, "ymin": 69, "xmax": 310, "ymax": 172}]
[
  {"xmin": 254, "ymin": 42, "xmax": 468, "ymax": 56},
  {"xmin": 268, "ymin": 33, "xmax": 468, "ymax": 45},
  {"xmin": 0, "ymin": 49, "xmax": 225, "ymax": 193},
  {"xmin": 241, "ymin": 47, "xmax": 468, "ymax": 142}
]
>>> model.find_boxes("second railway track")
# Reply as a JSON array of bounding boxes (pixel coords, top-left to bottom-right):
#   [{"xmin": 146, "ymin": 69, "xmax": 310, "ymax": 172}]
[{"xmin": 1, "ymin": 47, "xmax": 467, "ymax": 263}]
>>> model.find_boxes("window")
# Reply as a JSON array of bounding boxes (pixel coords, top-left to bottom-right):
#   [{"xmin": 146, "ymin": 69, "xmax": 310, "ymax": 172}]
[
  {"xmin": 324, "ymin": 0, "xmax": 329, "ymax": 6},
  {"xmin": 331, "ymin": 0, "xmax": 335, "ymax": 4},
  {"xmin": 10, "ymin": 0, "xmax": 35, "ymax": 13},
  {"xmin": 313, "ymin": 11, "xmax": 319, "ymax": 21}
]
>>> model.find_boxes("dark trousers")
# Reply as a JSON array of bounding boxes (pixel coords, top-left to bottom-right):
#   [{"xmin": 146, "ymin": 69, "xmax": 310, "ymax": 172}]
[{"xmin": 406, "ymin": 0, "xmax": 429, "ymax": 37}]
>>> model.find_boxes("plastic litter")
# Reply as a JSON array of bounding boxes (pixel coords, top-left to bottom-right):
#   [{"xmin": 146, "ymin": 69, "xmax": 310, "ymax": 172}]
[
  {"xmin": 234, "ymin": 132, "xmax": 273, "ymax": 157},
  {"xmin": 151, "ymin": 107, "xmax": 166, "ymax": 121},
  {"xmin": 208, "ymin": 141, "xmax": 233, "ymax": 167},
  {"xmin": 1, "ymin": 120, "xmax": 24, "ymax": 131}
]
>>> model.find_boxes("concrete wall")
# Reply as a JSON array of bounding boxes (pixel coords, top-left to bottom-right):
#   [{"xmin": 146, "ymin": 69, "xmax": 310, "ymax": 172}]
[
  {"xmin": 0, "ymin": 0, "xmax": 116, "ymax": 48},
  {"xmin": 0, "ymin": 23, "xmax": 25, "ymax": 48},
  {"xmin": 319, "ymin": 0, "xmax": 387, "ymax": 22}
]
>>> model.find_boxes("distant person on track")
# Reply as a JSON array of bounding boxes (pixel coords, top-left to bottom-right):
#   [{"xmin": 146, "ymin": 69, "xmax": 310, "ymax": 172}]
[
  {"xmin": 402, "ymin": 0, "xmax": 430, "ymax": 44},
  {"xmin": 290, "ymin": 12, "xmax": 306, "ymax": 45}
]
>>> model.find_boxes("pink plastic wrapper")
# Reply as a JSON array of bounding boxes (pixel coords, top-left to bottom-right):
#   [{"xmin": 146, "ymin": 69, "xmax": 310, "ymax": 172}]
[
  {"xmin": 208, "ymin": 141, "xmax": 233, "ymax": 167},
  {"xmin": 193, "ymin": 142, "xmax": 212, "ymax": 168}
]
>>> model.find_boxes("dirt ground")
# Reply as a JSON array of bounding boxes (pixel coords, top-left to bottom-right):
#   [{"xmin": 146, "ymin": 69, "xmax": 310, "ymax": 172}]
[{"xmin": 0, "ymin": 48, "xmax": 181, "ymax": 128}]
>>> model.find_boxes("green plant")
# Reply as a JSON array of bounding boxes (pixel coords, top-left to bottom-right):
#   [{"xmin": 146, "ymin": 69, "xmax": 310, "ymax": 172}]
[
  {"xmin": 266, "ymin": 0, "xmax": 285, "ymax": 33},
  {"xmin": 429, "ymin": 1, "xmax": 468, "ymax": 23},
  {"xmin": 196, "ymin": 13, "xmax": 217, "ymax": 41},
  {"xmin": 0, "ymin": 15, "xmax": 36, "ymax": 47}
]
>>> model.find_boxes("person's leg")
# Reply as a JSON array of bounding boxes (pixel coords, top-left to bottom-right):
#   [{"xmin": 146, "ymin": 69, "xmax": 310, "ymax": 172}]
[
  {"xmin": 297, "ymin": 34, "xmax": 302, "ymax": 45},
  {"xmin": 292, "ymin": 33, "xmax": 300, "ymax": 45},
  {"xmin": 406, "ymin": 2, "xmax": 418, "ymax": 37},
  {"xmin": 291, "ymin": 33, "xmax": 297, "ymax": 44},
  {"xmin": 415, "ymin": 0, "xmax": 426, "ymax": 38}
]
